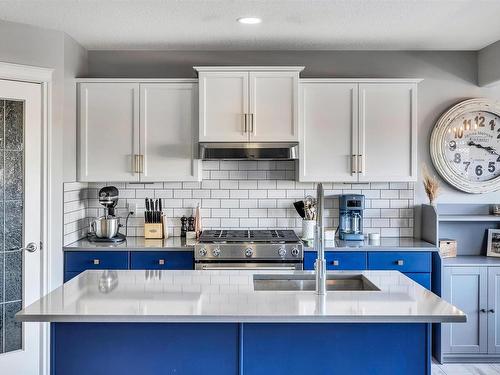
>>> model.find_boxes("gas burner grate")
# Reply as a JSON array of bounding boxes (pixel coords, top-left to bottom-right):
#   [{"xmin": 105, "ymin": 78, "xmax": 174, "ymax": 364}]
[{"xmin": 198, "ymin": 229, "xmax": 300, "ymax": 243}]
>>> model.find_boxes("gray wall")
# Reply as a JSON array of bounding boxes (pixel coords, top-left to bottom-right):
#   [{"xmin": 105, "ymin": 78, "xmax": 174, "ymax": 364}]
[
  {"xmin": 478, "ymin": 40, "xmax": 500, "ymax": 87},
  {"xmin": 0, "ymin": 20, "xmax": 88, "ymax": 289},
  {"xmin": 87, "ymin": 50, "xmax": 500, "ymax": 217}
]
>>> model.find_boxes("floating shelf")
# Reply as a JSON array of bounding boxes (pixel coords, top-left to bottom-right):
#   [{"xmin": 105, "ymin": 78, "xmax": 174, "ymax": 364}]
[{"xmin": 438, "ymin": 215, "xmax": 500, "ymax": 222}]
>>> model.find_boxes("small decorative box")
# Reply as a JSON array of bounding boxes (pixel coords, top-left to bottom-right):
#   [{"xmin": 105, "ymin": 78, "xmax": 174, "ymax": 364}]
[{"xmin": 439, "ymin": 239, "xmax": 457, "ymax": 258}]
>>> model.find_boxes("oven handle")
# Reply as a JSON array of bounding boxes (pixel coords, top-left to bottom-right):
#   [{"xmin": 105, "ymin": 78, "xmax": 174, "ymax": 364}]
[{"xmin": 201, "ymin": 266, "xmax": 298, "ymax": 271}]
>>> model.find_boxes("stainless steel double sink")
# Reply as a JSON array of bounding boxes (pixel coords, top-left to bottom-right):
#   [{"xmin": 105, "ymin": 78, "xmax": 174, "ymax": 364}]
[{"xmin": 253, "ymin": 274, "xmax": 380, "ymax": 292}]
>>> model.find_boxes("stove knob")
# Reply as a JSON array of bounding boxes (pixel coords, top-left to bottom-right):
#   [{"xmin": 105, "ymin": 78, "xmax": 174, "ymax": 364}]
[
  {"xmin": 278, "ymin": 246, "xmax": 287, "ymax": 258},
  {"xmin": 198, "ymin": 247, "xmax": 207, "ymax": 257},
  {"xmin": 245, "ymin": 248, "xmax": 253, "ymax": 257},
  {"xmin": 291, "ymin": 247, "xmax": 300, "ymax": 257},
  {"xmin": 212, "ymin": 247, "xmax": 221, "ymax": 257}
]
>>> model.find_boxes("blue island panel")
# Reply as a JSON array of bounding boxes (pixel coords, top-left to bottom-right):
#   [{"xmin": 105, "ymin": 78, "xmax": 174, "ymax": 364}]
[
  {"xmin": 242, "ymin": 323, "xmax": 429, "ymax": 375},
  {"xmin": 51, "ymin": 323, "xmax": 239, "ymax": 375}
]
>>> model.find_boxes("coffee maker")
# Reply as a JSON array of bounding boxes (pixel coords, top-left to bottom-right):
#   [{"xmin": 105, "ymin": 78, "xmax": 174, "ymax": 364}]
[
  {"xmin": 89, "ymin": 186, "xmax": 126, "ymax": 243},
  {"xmin": 339, "ymin": 194, "xmax": 364, "ymax": 241}
]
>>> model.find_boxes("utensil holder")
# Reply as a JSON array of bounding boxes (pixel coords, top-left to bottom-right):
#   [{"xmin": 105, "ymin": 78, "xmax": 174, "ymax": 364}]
[
  {"xmin": 144, "ymin": 223, "xmax": 163, "ymax": 239},
  {"xmin": 302, "ymin": 220, "xmax": 316, "ymax": 240}
]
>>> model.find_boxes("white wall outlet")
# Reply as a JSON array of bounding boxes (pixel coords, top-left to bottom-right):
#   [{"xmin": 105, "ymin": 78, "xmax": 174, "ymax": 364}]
[{"xmin": 128, "ymin": 202, "xmax": 137, "ymax": 215}]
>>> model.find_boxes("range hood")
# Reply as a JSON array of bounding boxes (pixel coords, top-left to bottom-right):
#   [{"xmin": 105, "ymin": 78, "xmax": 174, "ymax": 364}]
[{"xmin": 199, "ymin": 142, "xmax": 299, "ymax": 160}]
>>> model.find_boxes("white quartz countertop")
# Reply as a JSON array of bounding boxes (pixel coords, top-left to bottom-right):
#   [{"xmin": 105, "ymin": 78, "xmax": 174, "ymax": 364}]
[
  {"xmin": 64, "ymin": 236, "xmax": 195, "ymax": 251},
  {"xmin": 304, "ymin": 238, "xmax": 437, "ymax": 251},
  {"xmin": 64, "ymin": 236, "xmax": 436, "ymax": 252},
  {"xmin": 17, "ymin": 270, "xmax": 465, "ymax": 324}
]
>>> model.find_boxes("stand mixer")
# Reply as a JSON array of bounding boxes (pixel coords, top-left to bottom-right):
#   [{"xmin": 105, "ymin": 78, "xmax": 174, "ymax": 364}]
[{"xmin": 89, "ymin": 186, "xmax": 126, "ymax": 243}]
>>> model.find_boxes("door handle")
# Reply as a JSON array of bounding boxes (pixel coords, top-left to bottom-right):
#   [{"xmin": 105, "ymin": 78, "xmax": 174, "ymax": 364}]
[
  {"xmin": 133, "ymin": 154, "xmax": 140, "ymax": 173},
  {"xmin": 21, "ymin": 242, "xmax": 38, "ymax": 253},
  {"xmin": 243, "ymin": 114, "xmax": 248, "ymax": 133},
  {"xmin": 139, "ymin": 154, "xmax": 144, "ymax": 173},
  {"xmin": 489, "ymin": 309, "xmax": 496, "ymax": 313},
  {"xmin": 250, "ymin": 113, "xmax": 255, "ymax": 133},
  {"xmin": 358, "ymin": 154, "xmax": 364, "ymax": 173},
  {"xmin": 480, "ymin": 309, "xmax": 487, "ymax": 313},
  {"xmin": 352, "ymin": 155, "xmax": 358, "ymax": 174}
]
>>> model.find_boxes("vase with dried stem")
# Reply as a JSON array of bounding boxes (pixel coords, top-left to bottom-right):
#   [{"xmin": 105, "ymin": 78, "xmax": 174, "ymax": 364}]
[{"xmin": 422, "ymin": 164, "xmax": 440, "ymax": 206}]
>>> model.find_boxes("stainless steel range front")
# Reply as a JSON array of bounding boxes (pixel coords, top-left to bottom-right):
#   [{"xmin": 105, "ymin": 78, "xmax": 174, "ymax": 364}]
[{"xmin": 194, "ymin": 230, "xmax": 303, "ymax": 270}]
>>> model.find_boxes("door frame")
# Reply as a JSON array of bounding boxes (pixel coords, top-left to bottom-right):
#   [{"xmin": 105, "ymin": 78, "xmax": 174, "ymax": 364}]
[{"xmin": 0, "ymin": 61, "xmax": 54, "ymax": 375}]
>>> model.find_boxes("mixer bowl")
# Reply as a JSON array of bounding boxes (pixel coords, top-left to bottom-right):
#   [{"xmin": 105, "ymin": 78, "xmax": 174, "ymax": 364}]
[{"xmin": 92, "ymin": 217, "xmax": 120, "ymax": 239}]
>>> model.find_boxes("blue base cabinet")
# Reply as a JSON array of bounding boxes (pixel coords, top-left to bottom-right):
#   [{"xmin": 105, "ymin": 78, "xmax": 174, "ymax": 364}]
[
  {"xmin": 51, "ymin": 322, "xmax": 430, "ymax": 375},
  {"xmin": 64, "ymin": 251, "xmax": 194, "ymax": 282},
  {"xmin": 304, "ymin": 250, "xmax": 433, "ymax": 289}
]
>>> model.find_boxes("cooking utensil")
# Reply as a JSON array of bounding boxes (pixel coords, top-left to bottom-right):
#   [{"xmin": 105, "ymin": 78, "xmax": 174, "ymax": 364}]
[{"xmin": 293, "ymin": 201, "xmax": 306, "ymax": 219}]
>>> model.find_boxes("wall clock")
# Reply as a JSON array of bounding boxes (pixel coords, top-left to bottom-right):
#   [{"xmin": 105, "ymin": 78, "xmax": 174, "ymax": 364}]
[{"xmin": 430, "ymin": 98, "xmax": 500, "ymax": 194}]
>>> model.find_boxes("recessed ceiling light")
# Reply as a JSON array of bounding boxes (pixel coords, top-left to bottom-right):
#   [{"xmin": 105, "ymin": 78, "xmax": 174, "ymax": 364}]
[{"xmin": 237, "ymin": 17, "xmax": 262, "ymax": 25}]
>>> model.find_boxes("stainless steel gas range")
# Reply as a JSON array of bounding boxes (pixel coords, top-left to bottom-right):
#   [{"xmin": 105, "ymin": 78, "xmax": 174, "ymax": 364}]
[{"xmin": 194, "ymin": 229, "xmax": 304, "ymax": 270}]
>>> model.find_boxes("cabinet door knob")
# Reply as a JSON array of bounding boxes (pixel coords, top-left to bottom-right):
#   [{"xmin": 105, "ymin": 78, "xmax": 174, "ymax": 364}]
[
  {"xmin": 93, "ymin": 259, "xmax": 100, "ymax": 265},
  {"xmin": 332, "ymin": 260, "xmax": 339, "ymax": 266},
  {"xmin": 158, "ymin": 259, "xmax": 165, "ymax": 265},
  {"xmin": 480, "ymin": 309, "xmax": 487, "ymax": 313},
  {"xmin": 396, "ymin": 260, "xmax": 404, "ymax": 266},
  {"xmin": 489, "ymin": 309, "xmax": 496, "ymax": 314}
]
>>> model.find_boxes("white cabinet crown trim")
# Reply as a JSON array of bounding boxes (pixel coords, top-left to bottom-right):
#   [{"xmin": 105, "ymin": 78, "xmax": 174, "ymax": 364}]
[
  {"xmin": 76, "ymin": 78, "xmax": 198, "ymax": 83},
  {"xmin": 301, "ymin": 78, "xmax": 423, "ymax": 84},
  {"xmin": 194, "ymin": 66, "xmax": 305, "ymax": 73}
]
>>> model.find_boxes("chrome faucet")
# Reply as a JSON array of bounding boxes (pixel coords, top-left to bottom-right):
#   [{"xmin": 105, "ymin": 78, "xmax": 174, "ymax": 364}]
[{"xmin": 315, "ymin": 183, "xmax": 326, "ymax": 295}]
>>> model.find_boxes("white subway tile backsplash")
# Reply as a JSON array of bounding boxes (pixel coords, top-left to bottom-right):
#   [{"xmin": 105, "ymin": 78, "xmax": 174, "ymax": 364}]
[{"xmin": 63, "ymin": 161, "xmax": 416, "ymax": 241}]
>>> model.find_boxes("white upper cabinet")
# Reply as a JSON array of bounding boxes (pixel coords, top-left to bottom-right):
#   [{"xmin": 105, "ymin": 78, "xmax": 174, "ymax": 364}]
[
  {"xmin": 299, "ymin": 81, "xmax": 358, "ymax": 182},
  {"xmin": 140, "ymin": 83, "xmax": 201, "ymax": 182},
  {"xmin": 195, "ymin": 67, "xmax": 303, "ymax": 143},
  {"xmin": 198, "ymin": 72, "xmax": 248, "ymax": 142},
  {"xmin": 298, "ymin": 79, "xmax": 420, "ymax": 183},
  {"xmin": 78, "ymin": 80, "xmax": 201, "ymax": 182},
  {"xmin": 78, "ymin": 82, "xmax": 140, "ymax": 182},
  {"xmin": 249, "ymin": 72, "xmax": 298, "ymax": 142},
  {"xmin": 358, "ymin": 83, "xmax": 417, "ymax": 182}
]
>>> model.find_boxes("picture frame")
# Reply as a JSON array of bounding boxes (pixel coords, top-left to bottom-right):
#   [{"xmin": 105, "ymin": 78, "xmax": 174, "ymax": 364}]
[{"xmin": 487, "ymin": 229, "xmax": 500, "ymax": 257}]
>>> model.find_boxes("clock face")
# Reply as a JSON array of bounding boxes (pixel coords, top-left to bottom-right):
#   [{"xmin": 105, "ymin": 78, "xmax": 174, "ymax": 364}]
[
  {"xmin": 431, "ymin": 99, "xmax": 500, "ymax": 193},
  {"xmin": 443, "ymin": 111, "xmax": 500, "ymax": 182}
]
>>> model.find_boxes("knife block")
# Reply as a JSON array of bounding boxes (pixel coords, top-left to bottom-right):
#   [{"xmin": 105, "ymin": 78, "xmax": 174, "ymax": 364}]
[{"xmin": 144, "ymin": 223, "xmax": 163, "ymax": 239}]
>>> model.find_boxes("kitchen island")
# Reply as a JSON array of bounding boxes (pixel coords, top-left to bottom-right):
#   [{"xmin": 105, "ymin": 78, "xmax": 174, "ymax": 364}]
[{"xmin": 17, "ymin": 269, "xmax": 464, "ymax": 375}]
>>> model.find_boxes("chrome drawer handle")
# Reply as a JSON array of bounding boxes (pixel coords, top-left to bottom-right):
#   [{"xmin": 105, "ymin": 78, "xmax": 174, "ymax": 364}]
[
  {"xmin": 158, "ymin": 259, "xmax": 165, "ymax": 265},
  {"xmin": 396, "ymin": 260, "xmax": 404, "ymax": 266},
  {"xmin": 332, "ymin": 260, "xmax": 339, "ymax": 266},
  {"xmin": 93, "ymin": 259, "xmax": 100, "ymax": 265}
]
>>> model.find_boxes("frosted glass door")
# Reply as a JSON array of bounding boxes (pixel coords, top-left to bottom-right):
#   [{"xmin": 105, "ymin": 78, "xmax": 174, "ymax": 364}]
[{"xmin": 0, "ymin": 80, "xmax": 42, "ymax": 374}]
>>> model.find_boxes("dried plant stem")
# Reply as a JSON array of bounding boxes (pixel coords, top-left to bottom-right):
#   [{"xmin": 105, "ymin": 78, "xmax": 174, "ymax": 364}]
[{"xmin": 422, "ymin": 164, "xmax": 440, "ymax": 205}]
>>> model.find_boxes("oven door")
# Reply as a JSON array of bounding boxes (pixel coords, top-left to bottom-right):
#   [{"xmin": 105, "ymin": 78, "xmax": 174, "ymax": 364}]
[{"xmin": 195, "ymin": 262, "xmax": 303, "ymax": 271}]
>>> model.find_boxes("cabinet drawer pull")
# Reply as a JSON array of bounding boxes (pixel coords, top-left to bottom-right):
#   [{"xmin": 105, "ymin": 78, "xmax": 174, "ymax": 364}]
[
  {"xmin": 93, "ymin": 259, "xmax": 100, "ymax": 265},
  {"xmin": 332, "ymin": 260, "xmax": 339, "ymax": 266},
  {"xmin": 396, "ymin": 260, "xmax": 404, "ymax": 266},
  {"xmin": 358, "ymin": 154, "xmax": 363, "ymax": 173},
  {"xmin": 158, "ymin": 259, "xmax": 165, "ymax": 265}
]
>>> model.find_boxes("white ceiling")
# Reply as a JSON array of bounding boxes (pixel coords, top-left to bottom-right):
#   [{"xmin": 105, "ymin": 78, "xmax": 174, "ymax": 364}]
[{"xmin": 1, "ymin": 0, "xmax": 500, "ymax": 50}]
